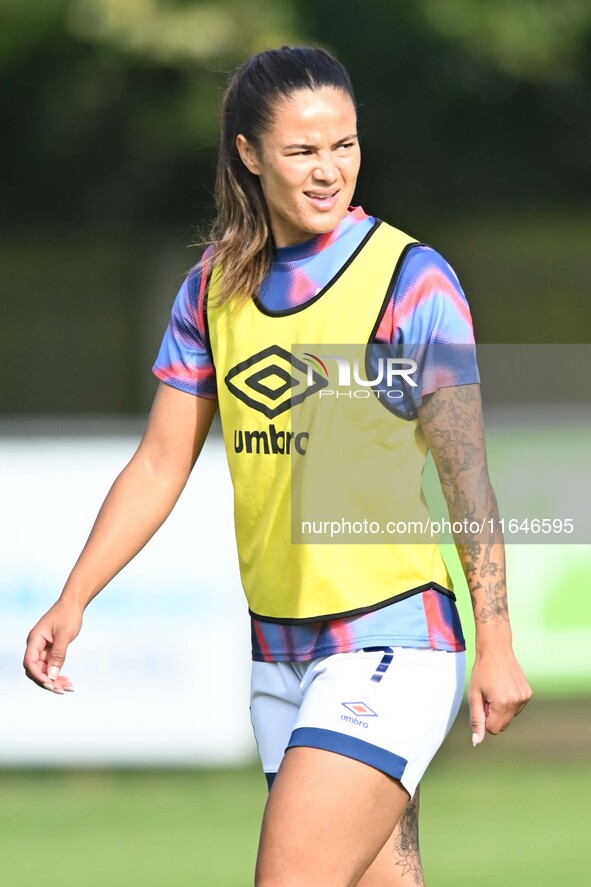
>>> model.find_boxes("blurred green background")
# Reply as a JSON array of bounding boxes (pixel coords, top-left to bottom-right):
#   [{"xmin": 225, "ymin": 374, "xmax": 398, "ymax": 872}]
[
  {"xmin": 1, "ymin": 0, "xmax": 590, "ymax": 413},
  {"xmin": 2, "ymin": 703, "xmax": 590, "ymax": 886},
  {"xmin": 1, "ymin": 1, "xmax": 590, "ymax": 884}
]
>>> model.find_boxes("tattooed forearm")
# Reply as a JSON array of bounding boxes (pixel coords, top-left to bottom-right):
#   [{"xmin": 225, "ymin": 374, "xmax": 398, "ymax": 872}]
[
  {"xmin": 393, "ymin": 792, "xmax": 424, "ymax": 885},
  {"xmin": 418, "ymin": 384, "xmax": 510, "ymax": 626},
  {"xmin": 457, "ymin": 539, "xmax": 509, "ymax": 624},
  {"xmin": 479, "ymin": 577, "xmax": 509, "ymax": 622}
]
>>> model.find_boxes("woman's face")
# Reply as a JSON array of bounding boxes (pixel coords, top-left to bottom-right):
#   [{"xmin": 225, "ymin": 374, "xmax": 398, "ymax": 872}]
[{"xmin": 236, "ymin": 86, "xmax": 361, "ymax": 248}]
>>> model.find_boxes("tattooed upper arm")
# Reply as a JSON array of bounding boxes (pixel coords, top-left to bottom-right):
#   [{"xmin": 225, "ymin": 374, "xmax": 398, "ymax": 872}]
[
  {"xmin": 419, "ymin": 385, "xmax": 509, "ymax": 624},
  {"xmin": 417, "ymin": 383, "xmax": 487, "ymax": 488}
]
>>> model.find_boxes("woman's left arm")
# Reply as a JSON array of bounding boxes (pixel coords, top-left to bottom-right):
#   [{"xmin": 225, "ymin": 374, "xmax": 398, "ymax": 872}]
[{"xmin": 417, "ymin": 383, "xmax": 533, "ymax": 745}]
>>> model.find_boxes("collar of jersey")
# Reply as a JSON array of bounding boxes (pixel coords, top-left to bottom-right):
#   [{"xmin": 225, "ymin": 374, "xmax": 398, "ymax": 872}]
[{"xmin": 272, "ymin": 205, "xmax": 370, "ymax": 264}]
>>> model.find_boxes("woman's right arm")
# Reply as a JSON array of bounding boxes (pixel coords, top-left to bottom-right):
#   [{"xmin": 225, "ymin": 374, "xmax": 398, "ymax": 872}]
[{"xmin": 23, "ymin": 382, "xmax": 218, "ymax": 693}]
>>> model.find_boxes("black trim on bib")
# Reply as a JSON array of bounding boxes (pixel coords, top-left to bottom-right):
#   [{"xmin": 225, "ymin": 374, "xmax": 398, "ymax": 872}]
[
  {"xmin": 250, "ymin": 219, "xmax": 383, "ymax": 318},
  {"xmin": 201, "ymin": 264, "xmax": 215, "ymax": 367},
  {"xmin": 249, "ymin": 582, "xmax": 456, "ymax": 624},
  {"xmin": 364, "ymin": 240, "xmax": 425, "ymax": 421}
]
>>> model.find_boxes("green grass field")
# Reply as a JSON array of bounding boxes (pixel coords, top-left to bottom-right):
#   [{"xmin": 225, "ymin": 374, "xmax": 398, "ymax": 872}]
[{"xmin": 1, "ymin": 699, "xmax": 589, "ymax": 887}]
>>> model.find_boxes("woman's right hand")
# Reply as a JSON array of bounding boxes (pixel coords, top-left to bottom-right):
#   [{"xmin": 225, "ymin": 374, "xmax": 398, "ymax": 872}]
[{"xmin": 23, "ymin": 598, "xmax": 83, "ymax": 694}]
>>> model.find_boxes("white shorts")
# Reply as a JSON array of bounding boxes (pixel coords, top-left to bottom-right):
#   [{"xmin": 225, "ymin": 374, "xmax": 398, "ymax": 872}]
[{"xmin": 250, "ymin": 646, "xmax": 465, "ymax": 797}]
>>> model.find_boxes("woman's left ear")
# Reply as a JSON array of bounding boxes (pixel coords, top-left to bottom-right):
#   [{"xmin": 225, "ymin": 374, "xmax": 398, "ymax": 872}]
[{"xmin": 236, "ymin": 134, "xmax": 261, "ymax": 176}]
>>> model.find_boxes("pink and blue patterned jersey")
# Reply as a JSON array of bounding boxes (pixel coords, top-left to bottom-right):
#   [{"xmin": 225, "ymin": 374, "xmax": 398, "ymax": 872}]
[{"xmin": 153, "ymin": 206, "xmax": 478, "ymax": 661}]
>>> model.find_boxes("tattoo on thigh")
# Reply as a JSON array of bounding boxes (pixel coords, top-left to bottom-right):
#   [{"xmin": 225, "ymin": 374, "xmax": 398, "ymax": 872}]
[{"xmin": 393, "ymin": 793, "xmax": 424, "ymax": 885}]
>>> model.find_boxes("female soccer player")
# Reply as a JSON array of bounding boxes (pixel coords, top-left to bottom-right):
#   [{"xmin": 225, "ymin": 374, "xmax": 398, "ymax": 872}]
[{"xmin": 24, "ymin": 46, "xmax": 531, "ymax": 886}]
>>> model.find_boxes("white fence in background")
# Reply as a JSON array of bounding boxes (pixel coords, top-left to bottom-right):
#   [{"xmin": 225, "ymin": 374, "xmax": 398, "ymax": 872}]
[
  {"xmin": 0, "ymin": 425, "xmax": 255, "ymax": 766},
  {"xmin": 1, "ymin": 410, "xmax": 590, "ymax": 765}
]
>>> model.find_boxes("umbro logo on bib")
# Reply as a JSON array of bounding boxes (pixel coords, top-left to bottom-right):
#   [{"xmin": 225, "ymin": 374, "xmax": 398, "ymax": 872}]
[{"xmin": 225, "ymin": 344, "xmax": 328, "ymax": 419}]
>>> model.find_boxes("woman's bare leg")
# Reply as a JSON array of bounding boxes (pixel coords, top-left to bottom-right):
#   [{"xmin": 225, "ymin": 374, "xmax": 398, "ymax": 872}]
[
  {"xmin": 357, "ymin": 785, "xmax": 424, "ymax": 886},
  {"xmin": 255, "ymin": 746, "xmax": 411, "ymax": 887}
]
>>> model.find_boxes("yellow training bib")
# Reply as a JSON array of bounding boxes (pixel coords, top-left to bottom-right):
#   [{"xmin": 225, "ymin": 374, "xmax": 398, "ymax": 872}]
[{"xmin": 206, "ymin": 220, "xmax": 452, "ymax": 621}]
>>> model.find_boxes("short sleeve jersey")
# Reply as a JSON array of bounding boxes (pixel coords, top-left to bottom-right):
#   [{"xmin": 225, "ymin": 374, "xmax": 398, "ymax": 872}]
[{"xmin": 153, "ymin": 207, "xmax": 478, "ymax": 661}]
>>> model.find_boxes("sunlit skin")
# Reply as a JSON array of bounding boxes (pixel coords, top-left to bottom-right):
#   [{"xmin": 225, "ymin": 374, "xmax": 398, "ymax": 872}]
[{"xmin": 236, "ymin": 86, "xmax": 361, "ymax": 248}]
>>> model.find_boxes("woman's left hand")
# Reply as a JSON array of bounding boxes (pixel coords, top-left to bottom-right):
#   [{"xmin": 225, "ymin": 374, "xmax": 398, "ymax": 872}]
[{"xmin": 468, "ymin": 644, "xmax": 533, "ymax": 745}]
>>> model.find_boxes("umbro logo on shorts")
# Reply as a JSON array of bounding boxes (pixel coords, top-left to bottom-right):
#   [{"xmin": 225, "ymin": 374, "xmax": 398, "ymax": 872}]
[
  {"xmin": 341, "ymin": 702, "xmax": 378, "ymax": 717},
  {"xmin": 225, "ymin": 344, "xmax": 328, "ymax": 418}
]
